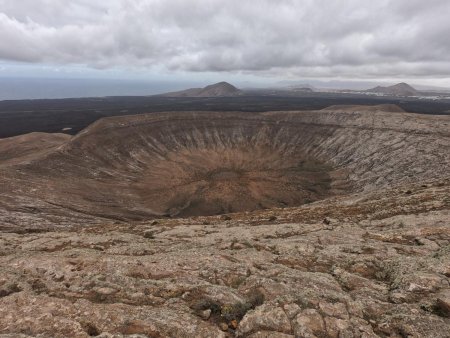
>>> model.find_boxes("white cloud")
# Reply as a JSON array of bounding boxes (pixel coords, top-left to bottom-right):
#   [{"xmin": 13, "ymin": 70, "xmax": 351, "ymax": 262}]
[{"xmin": 0, "ymin": 0, "xmax": 449, "ymax": 80}]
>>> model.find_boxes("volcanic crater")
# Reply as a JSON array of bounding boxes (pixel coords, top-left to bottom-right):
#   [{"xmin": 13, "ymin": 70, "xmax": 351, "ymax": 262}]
[{"xmin": 1, "ymin": 105, "xmax": 448, "ymax": 228}]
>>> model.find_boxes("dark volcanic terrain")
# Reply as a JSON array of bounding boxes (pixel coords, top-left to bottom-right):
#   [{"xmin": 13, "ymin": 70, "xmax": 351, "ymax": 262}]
[
  {"xmin": 0, "ymin": 104, "xmax": 449, "ymax": 338},
  {"xmin": 1, "ymin": 92, "xmax": 450, "ymax": 139}
]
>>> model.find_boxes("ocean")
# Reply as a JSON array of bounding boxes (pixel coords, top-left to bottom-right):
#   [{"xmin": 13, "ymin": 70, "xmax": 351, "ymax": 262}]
[{"xmin": 0, "ymin": 78, "xmax": 192, "ymax": 100}]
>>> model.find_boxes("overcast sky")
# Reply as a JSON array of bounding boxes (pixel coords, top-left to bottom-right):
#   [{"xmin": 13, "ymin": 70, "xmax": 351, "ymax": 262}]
[{"xmin": 1, "ymin": 0, "xmax": 450, "ymax": 87}]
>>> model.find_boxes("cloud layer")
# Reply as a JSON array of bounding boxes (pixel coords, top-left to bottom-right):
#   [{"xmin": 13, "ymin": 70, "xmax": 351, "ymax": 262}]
[{"xmin": 0, "ymin": 0, "xmax": 449, "ymax": 79}]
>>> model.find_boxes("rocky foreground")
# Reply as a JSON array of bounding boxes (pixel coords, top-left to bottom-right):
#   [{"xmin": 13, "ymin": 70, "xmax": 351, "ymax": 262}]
[{"xmin": 0, "ymin": 177, "xmax": 449, "ymax": 337}]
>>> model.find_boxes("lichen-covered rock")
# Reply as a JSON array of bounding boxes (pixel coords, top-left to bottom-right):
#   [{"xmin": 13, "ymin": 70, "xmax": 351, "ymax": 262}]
[
  {"xmin": 237, "ymin": 303, "xmax": 292, "ymax": 336},
  {"xmin": 293, "ymin": 309, "xmax": 326, "ymax": 337}
]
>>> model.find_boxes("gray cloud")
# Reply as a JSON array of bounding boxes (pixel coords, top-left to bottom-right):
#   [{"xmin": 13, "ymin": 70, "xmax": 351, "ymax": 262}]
[{"xmin": 0, "ymin": 0, "xmax": 449, "ymax": 79}]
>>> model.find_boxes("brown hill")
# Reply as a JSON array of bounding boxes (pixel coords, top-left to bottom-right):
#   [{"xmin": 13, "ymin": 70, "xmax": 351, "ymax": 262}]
[
  {"xmin": 161, "ymin": 81, "xmax": 241, "ymax": 97},
  {"xmin": 366, "ymin": 82, "xmax": 419, "ymax": 96}
]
